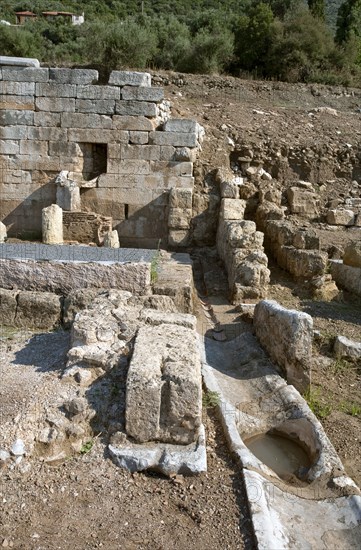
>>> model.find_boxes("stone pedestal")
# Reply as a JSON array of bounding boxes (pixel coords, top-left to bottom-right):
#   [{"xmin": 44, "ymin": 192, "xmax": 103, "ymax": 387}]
[{"xmin": 42, "ymin": 204, "xmax": 63, "ymax": 244}]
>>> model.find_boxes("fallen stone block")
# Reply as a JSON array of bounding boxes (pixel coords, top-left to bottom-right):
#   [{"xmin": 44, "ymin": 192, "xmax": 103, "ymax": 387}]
[
  {"xmin": 334, "ymin": 335, "xmax": 361, "ymax": 361},
  {"xmin": 287, "ymin": 187, "xmax": 319, "ymax": 217},
  {"xmin": 254, "ymin": 300, "xmax": 313, "ymax": 392},
  {"xmin": 330, "ymin": 260, "xmax": 361, "ymax": 297},
  {"xmin": 126, "ymin": 323, "xmax": 202, "ymax": 445},
  {"xmin": 326, "ymin": 209, "xmax": 355, "ymax": 226},
  {"xmin": 343, "ymin": 241, "xmax": 361, "ymax": 268},
  {"xmin": 15, "ymin": 291, "xmax": 62, "ymax": 330}
]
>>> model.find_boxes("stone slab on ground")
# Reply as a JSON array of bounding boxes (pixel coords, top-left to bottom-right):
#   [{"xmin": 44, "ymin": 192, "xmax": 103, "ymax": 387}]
[
  {"xmin": 109, "ymin": 425, "xmax": 206, "ymax": 475},
  {"xmin": 330, "ymin": 260, "xmax": 361, "ymax": 297}
]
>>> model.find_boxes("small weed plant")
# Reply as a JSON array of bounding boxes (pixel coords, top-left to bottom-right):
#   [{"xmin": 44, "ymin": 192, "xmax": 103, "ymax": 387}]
[
  {"xmin": 304, "ymin": 387, "xmax": 332, "ymax": 419},
  {"xmin": 339, "ymin": 401, "xmax": 361, "ymax": 417},
  {"xmin": 202, "ymin": 390, "xmax": 220, "ymax": 408}
]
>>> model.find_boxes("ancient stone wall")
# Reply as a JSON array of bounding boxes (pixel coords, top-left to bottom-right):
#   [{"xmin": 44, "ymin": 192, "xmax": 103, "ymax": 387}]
[{"xmin": 0, "ymin": 65, "xmax": 203, "ymax": 247}]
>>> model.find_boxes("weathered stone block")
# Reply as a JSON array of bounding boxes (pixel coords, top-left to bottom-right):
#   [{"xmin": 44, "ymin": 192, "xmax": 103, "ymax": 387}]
[
  {"xmin": 326, "ymin": 209, "xmax": 355, "ymax": 226},
  {"xmin": 42, "ymin": 204, "xmax": 63, "ymax": 244},
  {"xmin": 15, "ymin": 291, "xmax": 62, "ymax": 330},
  {"xmin": 109, "ymin": 71, "xmax": 151, "ymax": 87},
  {"xmin": 61, "ymin": 112, "xmax": 112, "ymax": 129},
  {"xmin": 49, "ymin": 68, "xmax": 98, "ymax": 84},
  {"xmin": 76, "ymin": 85, "xmax": 120, "ymax": 100},
  {"xmin": 35, "ymin": 97, "xmax": 75, "ymax": 112},
  {"xmin": 2, "ymin": 67, "xmax": 49, "ymax": 82},
  {"xmin": 163, "ymin": 119, "xmax": 198, "ymax": 133},
  {"xmin": 34, "ymin": 112, "xmax": 61, "ymax": 127},
  {"xmin": 67, "ymin": 128, "xmax": 124, "ymax": 143},
  {"xmin": 169, "ymin": 188, "xmax": 192, "ymax": 209},
  {"xmin": 19, "ymin": 140, "xmax": 48, "ymax": 156},
  {"xmin": 219, "ymin": 198, "xmax": 246, "ymax": 221},
  {"xmin": 0, "ymin": 110, "xmax": 34, "ymax": 126},
  {"xmin": 115, "ymin": 100, "xmax": 157, "ymax": 117},
  {"xmin": 168, "ymin": 208, "xmax": 192, "ymax": 229},
  {"xmin": 27, "ymin": 127, "xmax": 67, "ymax": 141},
  {"xmin": 112, "ymin": 115, "xmax": 154, "ymax": 131},
  {"xmin": 106, "ymin": 159, "xmax": 150, "ymax": 175},
  {"xmin": 75, "ymin": 99, "xmax": 115, "ymax": 114},
  {"xmin": 56, "ymin": 172, "xmax": 81, "ymax": 212},
  {"xmin": 149, "ymin": 131, "xmax": 197, "ymax": 147},
  {"xmin": 35, "ymin": 82, "xmax": 77, "ymax": 97},
  {"xmin": 151, "ymin": 161, "xmax": 193, "ymax": 176},
  {"xmin": 330, "ymin": 260, "xmax": 361, "ymax": 297},
  {"xmin": 0, "ymin": 125, "xmax": 27, "ymax": 139},
  {"xmin": 126, "ymin": 323, "xmax": 202, "ymax": 444},
  {"xmin": 0, "ymin": 140, "xmax": 19, "ymax": 154},
  {"xmin": 254, "ymin": 300, "xmax": 312, "ymax": 392},
  {"xmin": 168, "ymin": 230, "xmax": 191, "ymax": 247},
  {"xmin": 0, "ymin": 81, "xmax": 35, "ymax": 95},
  {"xmin": 334, "ymin": 335, "xmax": 361, "ymax": 361},
  {"xmin": 343, "ymin": 241, "xmax": 361, "ymax": 268},
  {"xmin": 121, "ymin": 86, "xmax": 164, "ymax": 102},
  {"xmin": 287, "ymin": 187, "xmax": 319, "ymax": 217},
  {"xmin": 120, "ymin": 144, "xmax": 160, "ymax": 160},
  {"xmin": 0, "ymin": 95, "xmax": 34, "ymax": 110},
  {"xmin": 48, "ymin": 141, "xmax": 80, "ymax": 157},
  {"xmin": 0, "ymin": 288, "xmax": 17, "ymax": 325},
  {"xmin": 129, "ymin": 131, "xmax": 148, "ymax": 145}
]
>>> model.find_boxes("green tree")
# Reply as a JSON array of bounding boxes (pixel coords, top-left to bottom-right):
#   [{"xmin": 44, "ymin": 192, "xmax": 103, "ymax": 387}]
[
  {"xmin": 308, "ymin": 0, "xmax": 326, "ymax": 20},
  {"xmin": 336, "ymin": 0, "xmax": 361, "ymax": 42}
]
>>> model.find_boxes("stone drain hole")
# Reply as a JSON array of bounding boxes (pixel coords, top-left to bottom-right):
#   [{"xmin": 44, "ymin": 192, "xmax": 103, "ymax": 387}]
[
  {"xmin": 244, "ymin": 431, "xmax": 312, "ymax": 482},
  {"xmin": 125, "ymin": 204, "xmax": 129, "ymax": 220}
]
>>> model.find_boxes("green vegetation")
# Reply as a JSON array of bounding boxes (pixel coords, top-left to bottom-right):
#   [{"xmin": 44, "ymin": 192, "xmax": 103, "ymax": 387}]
[
  {"xmin": 0, "ymin": 1, "xmax": 360, "ymax": 85},
  {"xmin": 80, "ymin": 439, "xmax": 94, "ymax": 454},
  {"xmin": 202, "ymin": 390, "xmax": 221, "ymax": 408},
  {"xmin": 339, "ymin": 400, "xmax": 361, "ymax": 416},
  {"xmin": 304, "ymin": 387, "xmax": 332, "ymax": 419}
]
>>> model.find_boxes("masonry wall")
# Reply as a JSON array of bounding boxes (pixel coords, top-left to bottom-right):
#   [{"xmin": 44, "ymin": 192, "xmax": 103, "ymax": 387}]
[{"xmin": 0, "ymin": 66, "xmax": 202, "ymax": 247}]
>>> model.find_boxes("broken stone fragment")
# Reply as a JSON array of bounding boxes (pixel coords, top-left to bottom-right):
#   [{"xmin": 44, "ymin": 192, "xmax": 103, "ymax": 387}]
[
  {"xmin": 42, "ymin": 204, "xmax": 63, "ymax": 244},
  {"xmin": 334, "ymin": 335, "xmax": 361, "ymax": 361},
  {"xmin": 103, "ymin": 230, "xmax": 120, "ymax": 248}
]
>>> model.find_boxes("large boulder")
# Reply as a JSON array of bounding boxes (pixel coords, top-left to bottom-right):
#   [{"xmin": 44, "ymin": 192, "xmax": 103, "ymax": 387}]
[{"xmin": 343, "ymin": 241, "xmax": 361, "ymax": 268}]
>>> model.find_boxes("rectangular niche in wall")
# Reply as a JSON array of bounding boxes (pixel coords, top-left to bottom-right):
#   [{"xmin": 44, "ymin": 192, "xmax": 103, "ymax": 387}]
[{"xmin": 78, "ymin": 143, "xmax": 108, "ymax": 181}]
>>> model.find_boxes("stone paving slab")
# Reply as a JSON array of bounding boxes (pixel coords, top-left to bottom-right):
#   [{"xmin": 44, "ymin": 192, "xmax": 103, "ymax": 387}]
[{"xmin": 0, "ymin": 243, "xmax": 156, "ymax": 263}]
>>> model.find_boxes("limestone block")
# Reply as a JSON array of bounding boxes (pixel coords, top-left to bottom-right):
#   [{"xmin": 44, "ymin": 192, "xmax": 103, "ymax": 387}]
[
  {"xmin": 293, "ymin": 229, "xmax": 320, "ymax": 250},
  {"xmin": 121, "ymin": 86, "xmax": 164, "ymax": 102},
  {"xmin": 168, "ymin": 208, "xmax": 192, "ymax": 229},
  {"xmin": 76, "ymin": 85, "xmax": 120, "ymax": 100},
  {"xmin": 151, "ymin": 161, "xmax": 193, "ymax": 177},
  {"xmin": 326, "ymin": 209, "xmax": 355, "ymax": 226},
  {"xmin": 34, "ymin": 112, "xmax": 61, "ymax": 127},
  {"xmin": 0, "ymin": 288, "xmax": 17, "ymax": 325},
  {"xmin": 49, "ymin": 68, "xmax": 98, "ymax": 84},
  {"xmin": 219, "ymin": 198, "xmax": 246, "ymax": 221},
  {"xmin": 67, "ymin": 128, "xmax": 123, "ymax": 143},
  {"xmin": 334, "ymin": 335, "xmax": 361, "ymax": 361},
  {"xmin": 169, "ymin": 188, "xmax": 192, "ymax": 209},
  {"xmin": 103, "ymin": 230, "xmax": 120, "ymax": 248},
  {"xmin": 126, "ymin": 323, "xmax": 202, "ymax": 444},
  {"xmin": 106, "ymin": 159, "xmax": 150, "ymax": 175},
  {"xmin": 27, "ymin": 127, "xmax": 67, "ymax": 141},
  {"xmin": 129, "ymin": 131, "xmax": 149, "ymax": 145},
  {"xmin": 35, "ymin": 82, "xmax": 77, "ymax": 97},
  {"xmin": 139, "ymin": 309, "xmax": 196, "ymax": 330},
  {"xmin": 330, "ymin": 260, "xmax": 361, "ymax": 297},
  {"xmin": 0, "ymin": 140, "xmax": 19, "ymax": 154},
  {"xmin": 61, "ymin": 112, "xmax": 112, "ymax": 129},
  {"xmin": 278, "ymin": 247, "xmax": 327, "ymax": 279},
  {"xmin": 48, "ymin": 141, "xmax": 80, "ymax": 157},
  {"xmin": 15, "ymin": 291, "xmax": 62, "ymax": 330},
  {"xmin": 0, "ymin": 109, "xmax": 34, "ymax": 126},
  {"xmin": 19, "ymin": 140, "xmax": 48, "ymax": 156},
  {"xmin": 149, "ymin": 131, "xmax": 197, "ymax": 147},
  {"xmin": 109, "ymin": 71, "xmax": 151, "ymax": 87},
  {"xmin": 287, "ymin": 187, "xmax": 319, "ymax": 217},
  {"xmin": 75, "ymin": 98, "xmax": 115, "ymax": 114},
  {"xmin": 172, "ymin": 147, "xmax": 197, "ymax": 162},
  {"xmin": 56, "ymin": 172, "xmax": 80, "ymax": 212},
  {"xmin": 254, "ymin": 300, "xmax": 312, "ymax": 392},
  {"xmin": 343, "ymin": 241, "xmax": 361, "ymax": 268},
  {"xmin": 2, "ymin": 67, "xmax": 49, "ymax": 82},
  {"xmin": 168, "ymin": 230, "xmax": 191, "ymax": 247},
  {"xmin": 0, "ymin": 81, "xmax": 34, "ymax": 95},
  {"xmin": 0, "ymin": 95, "xmax": 34, "ymax": 110},
  {"xmin": 163, "ymin": 119, "xmax": 198, "ymax": 133},
  {"xmin": 0, "ymin": 125, "xmax": 27, "ymax": 139},
  {"xmin": 35, "ymin": 97, "xmax": 75, "ymax": 112},
  {"xmin": 255, "ymin": 202, "xmax": 284, "ymax": 231},
  {"xmin": 221, "ymin": 180, "xmax": 240, "ymax": 199},
  {"xmin": 120, "ymin": 144, "xmax": 161, "ymax": 161},
  {"xmin": 0, "ymin": 221, "xmax": 7, "ymax": 242},
  {"xmin": 115, "ymin": 100, "xmax": 157, "ymax": 117},
  {"xmin": 112, "ymin": 115, "xmax": 154, "ymax": 131},
  {"xmin": 0, "ymin": 258, "xmax": 150, "ymax": 295},
  {"xmin": 42, "ymin": 204, "xmax": 63, "ymax": 244}
]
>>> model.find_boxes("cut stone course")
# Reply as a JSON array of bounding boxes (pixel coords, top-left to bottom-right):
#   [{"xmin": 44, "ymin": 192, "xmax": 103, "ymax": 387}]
[{"xmin": 109, "ymin": 71, "xmax": 151, "ymax": 87}]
